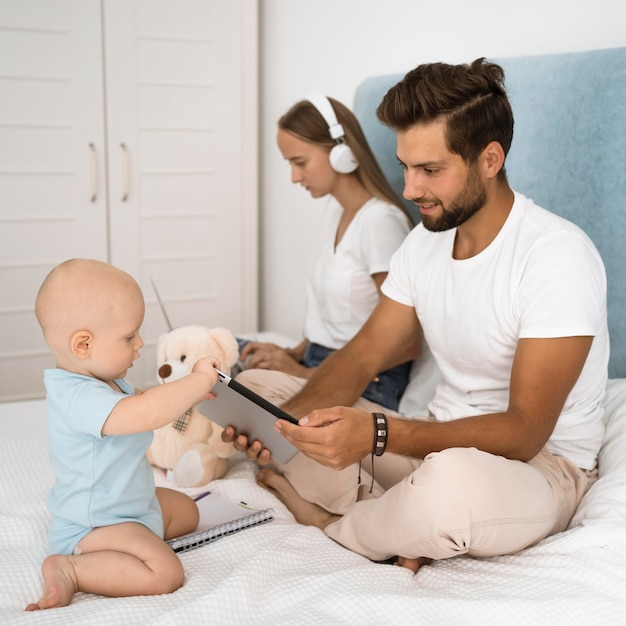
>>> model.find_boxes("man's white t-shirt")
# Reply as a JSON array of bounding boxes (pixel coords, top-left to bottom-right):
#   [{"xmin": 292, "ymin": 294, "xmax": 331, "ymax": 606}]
[
  {"xmin": 382, "ymin": 192, "xmax": 609, "ymax": 470},
  {"xmin": 305, "ymin": 197, "xmax": 411, "ymax": 350}
]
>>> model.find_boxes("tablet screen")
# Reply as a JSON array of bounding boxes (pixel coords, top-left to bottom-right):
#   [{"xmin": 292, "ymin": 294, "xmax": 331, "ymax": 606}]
[{"xmin": 195, "ymin": 370, "xmax": 299, "ymax": 464}]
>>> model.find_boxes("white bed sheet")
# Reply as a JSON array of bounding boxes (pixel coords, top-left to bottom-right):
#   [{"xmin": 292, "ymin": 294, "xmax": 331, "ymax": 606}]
[{"xmin": 1, "ymin": 381, "xmax": 626, "ymax": 625}]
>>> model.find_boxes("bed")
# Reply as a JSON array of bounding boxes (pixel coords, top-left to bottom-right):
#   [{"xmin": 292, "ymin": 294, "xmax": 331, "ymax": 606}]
[
  {"xmin": 1, "ymin": 385, "xmax": 626, "ymax": 625},
  {"xmin": 2, "ymin": 47, "xmax": 626, "ymax": 624}
]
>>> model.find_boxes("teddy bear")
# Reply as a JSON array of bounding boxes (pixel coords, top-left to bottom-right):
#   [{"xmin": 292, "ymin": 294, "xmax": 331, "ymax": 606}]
[{"xmin": 146, "ymin": 325, "xmax": 240, "ymax": 488}]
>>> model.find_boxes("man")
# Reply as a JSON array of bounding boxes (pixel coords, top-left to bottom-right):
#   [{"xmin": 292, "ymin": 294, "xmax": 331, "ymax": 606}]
[{"xmin": 225, "ymin": 58, "xmax": 608, "ymax": 572}]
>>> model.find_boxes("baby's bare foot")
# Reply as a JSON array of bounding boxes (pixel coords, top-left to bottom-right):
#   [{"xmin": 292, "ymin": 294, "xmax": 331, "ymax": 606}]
[{"xmin": 25, "ymin": 554, "xmax": 78, "ymax": 611}]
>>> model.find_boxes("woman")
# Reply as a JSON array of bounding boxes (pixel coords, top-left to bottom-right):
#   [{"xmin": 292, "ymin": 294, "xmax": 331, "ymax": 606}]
[{"xmin": 240, "ymin": 95, "xmax": 414, "ymax": 411}]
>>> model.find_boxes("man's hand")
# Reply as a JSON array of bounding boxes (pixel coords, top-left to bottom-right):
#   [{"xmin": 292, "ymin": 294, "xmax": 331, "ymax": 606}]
[
  {"xmin": 221, "ymin": 425, "xmax": 274, "ymax": 465},
  {"xmin": 275, "ymin": 407, "xmax": 373, "ymax": 471},
  {"xmin": 220, "ymin": 407, "xmax": 374, "ymax": 470}
]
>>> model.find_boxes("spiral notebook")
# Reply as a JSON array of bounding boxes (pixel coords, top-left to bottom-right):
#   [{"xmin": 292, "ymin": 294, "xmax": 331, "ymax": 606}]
[{"xmin": 167, "ymin": 491, "xmax": 274, "ymax": 553}]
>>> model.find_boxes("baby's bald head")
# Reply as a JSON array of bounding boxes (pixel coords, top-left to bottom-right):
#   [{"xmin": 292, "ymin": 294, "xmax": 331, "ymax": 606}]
[{"xmin": 35, "ymin": 259, "xmax": 143, "ymax": 358}]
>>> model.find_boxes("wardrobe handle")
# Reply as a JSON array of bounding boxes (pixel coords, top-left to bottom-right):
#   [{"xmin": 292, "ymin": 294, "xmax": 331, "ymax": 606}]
[
  {"xmin": 120, "ymin": 143, "xmax": 130, "ymax": 202},
  {"xmin": 88, "ymin": 143, "xmax": 98, "ymax": 202}
]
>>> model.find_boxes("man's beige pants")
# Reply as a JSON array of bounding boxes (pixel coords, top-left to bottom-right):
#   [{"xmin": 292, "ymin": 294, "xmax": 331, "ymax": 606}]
[{"xmin": 237, "ymin": 369, "xmax": 595, "ymax": 562}]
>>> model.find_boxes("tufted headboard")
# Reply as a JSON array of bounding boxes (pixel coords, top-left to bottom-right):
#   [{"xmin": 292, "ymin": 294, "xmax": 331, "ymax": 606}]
[{"xmin": 353, "ymin": 47, "xmax": 626, "ymax": 379}]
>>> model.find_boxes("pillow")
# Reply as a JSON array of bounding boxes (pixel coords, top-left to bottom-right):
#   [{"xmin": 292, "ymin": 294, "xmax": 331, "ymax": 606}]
[{"xmin": 568, "ymin": 378, "xmax": 626, "ymax": 527}]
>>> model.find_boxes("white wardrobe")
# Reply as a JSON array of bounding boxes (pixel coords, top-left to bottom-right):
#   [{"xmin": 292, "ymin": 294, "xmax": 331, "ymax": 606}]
[{"xmin": 0, "ymin": 0, "xmax": 259, "ymax": 401}]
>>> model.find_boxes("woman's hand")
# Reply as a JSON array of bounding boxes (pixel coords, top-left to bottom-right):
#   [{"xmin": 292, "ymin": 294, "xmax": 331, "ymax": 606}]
[{"xmin": 240, "ymin": 342, "xmax": 312, "ymax": 378}]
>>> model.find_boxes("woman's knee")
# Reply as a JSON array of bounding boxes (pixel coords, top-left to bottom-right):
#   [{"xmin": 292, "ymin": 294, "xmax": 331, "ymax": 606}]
[{"xmin": 236, "ymin": 369, "xmax": 304, "ymax": 403}]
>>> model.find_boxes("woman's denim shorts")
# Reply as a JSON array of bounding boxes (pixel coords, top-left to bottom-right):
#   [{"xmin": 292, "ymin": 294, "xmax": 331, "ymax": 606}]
[{"xmin": 303, "ymin": 342, "xmax": 410, "ymax": 412}]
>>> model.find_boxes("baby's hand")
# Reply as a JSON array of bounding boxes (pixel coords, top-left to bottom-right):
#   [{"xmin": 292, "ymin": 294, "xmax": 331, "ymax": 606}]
[{"xmin": 192, "ymin": 356, "xmax": 220, "ymax": 391}]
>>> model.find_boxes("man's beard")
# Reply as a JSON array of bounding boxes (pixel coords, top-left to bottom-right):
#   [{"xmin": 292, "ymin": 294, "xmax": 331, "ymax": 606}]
[{"xmin": 419, "ymin": 165, "xmax": 487, "ymax": 232}]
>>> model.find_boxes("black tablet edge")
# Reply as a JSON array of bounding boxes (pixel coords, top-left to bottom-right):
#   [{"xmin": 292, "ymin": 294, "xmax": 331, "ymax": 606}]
[{"xmin": 226, "ymin": 377, "xmax": 299, "ymax": 425}]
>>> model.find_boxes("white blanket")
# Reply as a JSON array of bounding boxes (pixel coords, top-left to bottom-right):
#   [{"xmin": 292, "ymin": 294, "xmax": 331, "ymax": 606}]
[{"xmin": 1, "ymin": 381, "xmax": 626, "ymax": 625}]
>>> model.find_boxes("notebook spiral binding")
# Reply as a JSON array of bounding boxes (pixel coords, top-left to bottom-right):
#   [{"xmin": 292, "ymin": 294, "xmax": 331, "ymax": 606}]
[{"xmin": 168, "ymin": 508, "xmax": 274, "ymax": 553}]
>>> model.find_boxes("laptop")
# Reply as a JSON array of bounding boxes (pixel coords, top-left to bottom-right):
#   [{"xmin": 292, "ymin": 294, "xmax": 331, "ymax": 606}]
[{"xmin": 195, "ymin": 369, "xmax": 299, "ymax": 464}]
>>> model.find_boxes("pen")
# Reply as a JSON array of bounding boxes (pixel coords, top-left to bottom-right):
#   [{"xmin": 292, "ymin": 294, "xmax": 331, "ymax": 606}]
[{"xmin": 193, "ymin": 491, "xmax": 212, "ymax": 502}]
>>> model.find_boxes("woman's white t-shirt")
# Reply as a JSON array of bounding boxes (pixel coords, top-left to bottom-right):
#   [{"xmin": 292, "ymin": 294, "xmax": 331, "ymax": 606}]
[{"xmin": 304, "ymin": 197, "xmax": 411, "ymax": 350}]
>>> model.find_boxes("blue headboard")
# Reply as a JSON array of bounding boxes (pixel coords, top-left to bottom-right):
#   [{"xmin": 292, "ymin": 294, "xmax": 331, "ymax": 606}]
[{"xmin": 353, "ymin": 47, "xmax": 626, "ymax": 379}]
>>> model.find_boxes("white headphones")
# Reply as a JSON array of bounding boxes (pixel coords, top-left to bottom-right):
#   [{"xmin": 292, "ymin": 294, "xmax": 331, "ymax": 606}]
[{"xmin": 306, "ymin": 94, "xmax": 359, "ymax": 174}]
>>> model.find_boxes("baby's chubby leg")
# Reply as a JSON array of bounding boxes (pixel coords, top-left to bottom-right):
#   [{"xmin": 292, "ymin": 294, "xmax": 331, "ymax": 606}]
[
  {"xmin": 156, "ymin": 486, "xmax": 200, "ymax": 540},
  {"xmin": 25, "ymin": 490, "xmax": 198, "ymax": 611},
  {"xmin": 26, "ymin": 521, "xmax": 186, "ymax": 610}
]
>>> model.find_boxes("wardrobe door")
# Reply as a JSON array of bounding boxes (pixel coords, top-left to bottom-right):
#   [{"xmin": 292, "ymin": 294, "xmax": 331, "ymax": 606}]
[
  {"xmin": 0, "ymin": 0, "xmax": 258, "ymax": 400},
  {"xmin": 102, "ymin": 0, "xmax": 259, "ymax": 389},
  {"xmin": 0, "ymin": 0, "xmax": 108, "ymax": 400}
]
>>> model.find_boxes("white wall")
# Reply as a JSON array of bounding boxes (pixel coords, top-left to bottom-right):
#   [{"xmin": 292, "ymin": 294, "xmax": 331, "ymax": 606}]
[{"xmin": 258, "ymin": 0, "xmax": 626, "ymax": 340}]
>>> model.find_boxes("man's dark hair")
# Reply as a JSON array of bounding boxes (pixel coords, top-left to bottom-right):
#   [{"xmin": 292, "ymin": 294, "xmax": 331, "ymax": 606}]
[{"xmin": 376, "ymin": 58, "xmax": 514, "ymax": 178}]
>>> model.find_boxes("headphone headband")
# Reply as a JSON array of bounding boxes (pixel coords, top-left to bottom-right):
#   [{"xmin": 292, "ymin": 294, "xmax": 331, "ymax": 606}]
[
  {"xmin": 304, "ymin": 93, "xmax": 359, "ymax": 174},
  {"xmin": 306, "ymin": 93, "xmax": 346, "ymax": 141}
]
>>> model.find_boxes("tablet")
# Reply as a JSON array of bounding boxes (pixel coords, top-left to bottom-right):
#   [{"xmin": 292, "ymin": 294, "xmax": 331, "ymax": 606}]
[{"xmin": 195, "ymin": 369, "xmax": 299, "ymax": 464}]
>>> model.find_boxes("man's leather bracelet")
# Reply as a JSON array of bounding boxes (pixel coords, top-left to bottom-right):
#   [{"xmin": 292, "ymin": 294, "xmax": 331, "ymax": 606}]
[{"xmin": 372, "ymin": 412, "xmax": 388, "ymax": 457}]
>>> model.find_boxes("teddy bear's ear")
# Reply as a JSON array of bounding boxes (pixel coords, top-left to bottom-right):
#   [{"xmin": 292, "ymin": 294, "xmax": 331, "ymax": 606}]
[
  {"xmin": 209, "ymin": 327, "xmax": 239, "ymax": 369},
  {"xmin": 156, "ymin": 331, "xmax": 170, "ymax": 364}
]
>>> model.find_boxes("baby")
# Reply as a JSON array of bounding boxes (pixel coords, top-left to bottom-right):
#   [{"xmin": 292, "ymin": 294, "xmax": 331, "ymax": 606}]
[{"xmin": 26, "ymin": 258, "xmax": 219, "ymax": 611}]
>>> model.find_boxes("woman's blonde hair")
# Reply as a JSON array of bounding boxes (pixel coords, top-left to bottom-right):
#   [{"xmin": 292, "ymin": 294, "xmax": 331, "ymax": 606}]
[{"xmin": 278, "ymin": 97, "xmax": 414, "ymax": 226}]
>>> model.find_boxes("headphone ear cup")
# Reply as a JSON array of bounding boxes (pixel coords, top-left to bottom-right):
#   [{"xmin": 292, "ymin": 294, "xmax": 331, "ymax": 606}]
[{"xmin": 329, "ymin": 143, "xmax": 358, "ymax": 173}]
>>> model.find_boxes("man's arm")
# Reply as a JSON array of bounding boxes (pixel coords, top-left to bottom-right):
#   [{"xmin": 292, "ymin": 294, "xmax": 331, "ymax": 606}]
[
  {"xmin": 282, "ymin": 295, "xmax": 422, "ymax": 418},
  {"xmin": 390, "ymin": 335, "xmax": 592, "ymax": 461},
  {"xmin": 278, "ymin": 335, "xmax": 593, "ymax": 469},
  {"xmin": 223, "ymin": 296, "xmax": 421, "ymax": 461}
]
